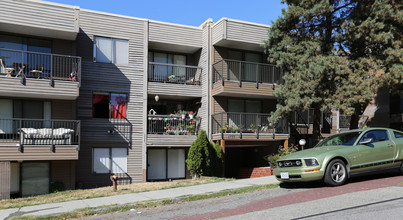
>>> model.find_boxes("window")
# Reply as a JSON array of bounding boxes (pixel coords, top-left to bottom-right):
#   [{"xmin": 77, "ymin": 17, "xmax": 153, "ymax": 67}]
[
  {"xmin": 394, "ymin": 131, "xmax": 403, "ymax": 139},
  {"xmin": 94, "ymin": 37, "xmax": 128, "ymax": 65},
  {"xmin": 360, "ymin": 130, "xmax": 389, "ymax": 143},
  {"xmin": 148, "ymin": 52, "xmax": 187, "ymax": 82},
  {"xmin": 93, "ymin": 148, "xmax": 127, "ymax": 174},
  {"xmin": 93, "ymin": 93, "xmax": 127, "ymax": 119}
]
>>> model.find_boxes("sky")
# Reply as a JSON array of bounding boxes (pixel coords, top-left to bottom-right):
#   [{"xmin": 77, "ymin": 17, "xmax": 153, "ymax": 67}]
[{"xmin": 49, "ymin": 0, "xmax": 286, "ymax": 26}]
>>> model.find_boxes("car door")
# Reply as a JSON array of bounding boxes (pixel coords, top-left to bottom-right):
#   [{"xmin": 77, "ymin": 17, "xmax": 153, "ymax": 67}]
[{"xmin": 353, "ymin": 129, "xmax": 395, "ymax": 171}]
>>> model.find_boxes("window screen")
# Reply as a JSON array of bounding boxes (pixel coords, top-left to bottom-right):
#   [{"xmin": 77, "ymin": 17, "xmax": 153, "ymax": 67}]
[{"xmin": 93, "ymin": 148, "xmax": 110, "ymax": 174}]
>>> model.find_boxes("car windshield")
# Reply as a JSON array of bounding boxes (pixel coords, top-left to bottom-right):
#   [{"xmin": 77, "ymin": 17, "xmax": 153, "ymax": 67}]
[{"xmin": 316, "ymin": 131, "xmax": 362, "ymax": 147}]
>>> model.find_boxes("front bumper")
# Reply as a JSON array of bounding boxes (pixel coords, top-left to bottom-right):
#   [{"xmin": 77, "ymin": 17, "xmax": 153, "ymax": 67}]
[{"xmin": 274, "ymin": 167, "xmax": 325, "ymax": 182}]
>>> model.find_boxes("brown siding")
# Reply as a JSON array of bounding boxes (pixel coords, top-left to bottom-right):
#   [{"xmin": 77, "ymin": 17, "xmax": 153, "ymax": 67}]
[
  {"xmin": 52, "ymin": 39, "xmax": 74, "ymax": 56},
  {"xmin": 212, "ymin": 81, "xmax": 276, "ymax": 98},
  {"xmin": 0, "ymin": 162, "xmax": 11, "ymax": 200},
  {"xmin": 0, "ymin": 146, "xmax": 78, "ymax": 161},
  {"xmin": 0, "ymin": 77, "xmax": 79, "ymax": 100},
  {"xmin": 76, "ymin": 9, "xmax": 146, "ymax": 186},
  {"xmin": 146, "ymin": 135, "xmax": 197, "ymax": 147},
  {"xmin": 53, "ymin": 100, "xmax": 76, "ymax": 120},
  {"xmin": 51, "ymin": 160, "xmax": 76, "ymax": 190}
]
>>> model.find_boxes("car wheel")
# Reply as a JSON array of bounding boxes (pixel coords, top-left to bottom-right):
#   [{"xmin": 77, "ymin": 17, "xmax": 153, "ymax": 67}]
[
  {"xmin": 324, "ymin": 159, "xmax": 347, "ymax": 186},
  {"xmin": 400, "ymin": 162, "xmax": 403, "ymax": 174}
]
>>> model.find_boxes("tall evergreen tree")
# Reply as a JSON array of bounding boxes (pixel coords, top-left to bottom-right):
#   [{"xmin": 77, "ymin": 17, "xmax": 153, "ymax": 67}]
[
  {"xmin": 335, "ymin": 0, "xmax": 402, "ymax": 128},
  {"xmin": 265, "ymin": 0, "xmax": 402, "ymax": 138}
]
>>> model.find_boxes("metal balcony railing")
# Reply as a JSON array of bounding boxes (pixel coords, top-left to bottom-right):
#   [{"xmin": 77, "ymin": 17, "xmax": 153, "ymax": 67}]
[
  {"xmin": 212, "ymin": 59, "xmax": 284, "ymax": 86},
  {"xmin": 148, "ymin": 62, "xmax": 202, "ymax": 85},
  {"xmin": 290, "ymin": 109, "xmax": 332, "ymax": 133},
  {"xmin": 211, "ymin": 112, "xmax": 289, "ymax": 136},
  {"xmin": 147, "ymin": 114, "xmax": 200, "ymax": 135},
  {"xmin": 0, "ymin": 118, "xmax": 80, "ymax": 146},
  {"xmin": 0, "ymin": 48, "xmax": 81, "ymax": 83}
]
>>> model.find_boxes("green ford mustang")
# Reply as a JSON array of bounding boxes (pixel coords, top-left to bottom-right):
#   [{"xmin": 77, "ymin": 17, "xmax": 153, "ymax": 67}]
[{"xmin": 274, "ymin": 128, "xmax": 403, "ymax": 186}]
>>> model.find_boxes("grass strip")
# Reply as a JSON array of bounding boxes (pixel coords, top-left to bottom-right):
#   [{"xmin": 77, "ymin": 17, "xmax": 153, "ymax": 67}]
[
  {"xmin": 1, "ymin": 177, "xmax": 230, "ymax": 210},
  {"xmin": 10, "ymin": 183, "xmax": 279, "ymax": 220}
]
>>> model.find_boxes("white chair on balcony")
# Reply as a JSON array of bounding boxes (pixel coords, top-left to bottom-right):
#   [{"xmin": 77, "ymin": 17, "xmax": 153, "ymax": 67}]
[
  {"xmin": 30, "ymin": 64, "xmax": 44, "ymax": 79},
  {"xmin": 0, "ymin": 58, "xmax": 15, "ymax": 77}
]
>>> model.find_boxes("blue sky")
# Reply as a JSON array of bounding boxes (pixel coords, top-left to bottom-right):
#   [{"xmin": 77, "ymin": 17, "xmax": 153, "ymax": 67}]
[{"xmin": 50, "ymin": 0, "xmax": 286, "ymax": 26}]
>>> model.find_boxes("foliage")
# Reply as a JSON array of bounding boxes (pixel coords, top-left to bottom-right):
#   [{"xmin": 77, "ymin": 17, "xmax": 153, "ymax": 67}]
[
  {"xmin": 278, "ymin": 144, "xmax": 299, "ymax": 157},
  {"xmin": 50, "ymin": 182, "xmax": 65, "ymax": 193},
  {"xmin": 266, "ymin": 154, "xmax": 281, "ymax": 168},
  {"xmin": 211, "ymin": 141, "xmax": 223, "ymax": 176},
  {"xmin": 186, "ymin": 130, "xmax": 223, "ymax": 178},
  {"xmin": 265, "ymin": 0, "xmax": 402, "ymax": 136}
]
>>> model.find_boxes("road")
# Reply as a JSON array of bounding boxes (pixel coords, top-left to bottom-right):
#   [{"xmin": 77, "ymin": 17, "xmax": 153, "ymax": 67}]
[{"xmin": 86, "ymin": 171, "xmax": 403, "ymax": 220}]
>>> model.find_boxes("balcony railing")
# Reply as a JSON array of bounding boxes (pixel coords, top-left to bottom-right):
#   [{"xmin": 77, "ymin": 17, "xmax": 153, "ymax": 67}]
[
  {"xmin": 0, "ymin": 118, "xmax": 80, "ymax": 146},
  {"xmin": 211, "ymin": 112, "xmax": 289, "ymax": 136},
  {"xmin": 147, "ymin": 115, "xmax": 200, "ymax": 135},
  {"xmin": 148, "ymin": 62, "xmax": 202, "ymax": 85},
  {"xmin": 0, "ymin": 48, "xmax": 81, "ymax": 83},
  {"xmin": 289, "ymin": 109, "xmax": 332, "ymax": 132},
  {"xmin": 212, "ymin": 59, "xmax": 284, "ymax": 86}
]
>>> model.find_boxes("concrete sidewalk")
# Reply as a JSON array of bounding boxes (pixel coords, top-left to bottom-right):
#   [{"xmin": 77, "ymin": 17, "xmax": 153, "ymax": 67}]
[{"xmin": 1, "ymin": 176, "xmax": 279, "ymax": 219}]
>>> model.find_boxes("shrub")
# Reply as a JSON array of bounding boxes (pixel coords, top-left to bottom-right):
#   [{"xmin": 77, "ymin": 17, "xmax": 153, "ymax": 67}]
[
  {"xmin": 186, "ymin": 130, "xmax": 211, "ymax": 179},
  {"xmin": 186, "ymin": 130, "xmax": 223, "ymax": 178},
  {"xmin": 278, "ymin": 144, "xmax": 299, "ymax": 157}
]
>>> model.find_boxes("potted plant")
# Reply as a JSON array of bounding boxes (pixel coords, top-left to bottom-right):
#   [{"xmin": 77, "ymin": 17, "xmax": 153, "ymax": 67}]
[{"xmin": 188, "ymin": 111, "xmax": 195, "ymax": 119}]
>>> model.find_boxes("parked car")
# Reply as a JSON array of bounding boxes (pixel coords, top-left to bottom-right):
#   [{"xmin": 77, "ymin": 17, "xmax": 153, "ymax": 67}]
[{"xmin": 274, "ymin": 128, "xmax": 403, "ymax": 186}]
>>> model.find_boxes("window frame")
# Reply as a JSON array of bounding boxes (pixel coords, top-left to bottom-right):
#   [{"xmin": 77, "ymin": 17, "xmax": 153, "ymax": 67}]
[
  {"xmin": 92, "ymin": 147, "xmax": 128, "ymax": 174},
  {"xmin": 93, "ymin": 36, "xmax": 129, "ymax": 66}
]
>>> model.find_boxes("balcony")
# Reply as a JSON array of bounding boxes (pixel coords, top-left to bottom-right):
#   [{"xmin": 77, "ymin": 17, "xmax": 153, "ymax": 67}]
[
  {"xmin": 0, "ymin": 48, "xmax": 80, "ymax": 100},
  {"xmin": 148, "ymin": 62, "xmax": 202, "ymax": 97},
  {"xmin": 289, "ymin": 109, "xmax": 333, "ymax": 135},
  {"xmin": 0, "ymin": 118, "xmax": 80, "ymax": 161},
  {"xmin": 147, "ymin": 114, "xmax": 200, "ymax": 147},
  {"xmin": 211, "ymin": 112, "xmax": 289, "ymax": 141},
  {"xmin": 0, "ymin": 0, "xmax": 79, "ymax": 40},
  {"xmin": 212, "ymin": 59, "xmax": 284, "ymax": 98}
]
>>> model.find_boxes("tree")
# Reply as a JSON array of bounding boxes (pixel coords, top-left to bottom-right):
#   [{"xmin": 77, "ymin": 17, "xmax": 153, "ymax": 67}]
[
  {"xmin": 186, "ymin": 130, "xmax": 211, "ymax": 179},
  {"xmin": 335, "ymin": 0, "xmax": 402, "ymax": 128},
  {"xmin": 265, "ymin": 0, "xmax": 402, "ymax": 138}
]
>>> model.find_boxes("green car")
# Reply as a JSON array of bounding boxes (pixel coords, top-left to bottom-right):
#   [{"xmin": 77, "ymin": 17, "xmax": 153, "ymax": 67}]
[{"xmin": 274, "ymin": 128, "xmax": 403, "ymax": 186}]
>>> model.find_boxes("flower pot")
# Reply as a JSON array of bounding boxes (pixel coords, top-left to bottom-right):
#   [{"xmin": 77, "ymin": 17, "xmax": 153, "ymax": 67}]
[
  {"xmin": 181, "ymin": 114, "xmax": 186, "ymax": 119},
  {"xmin": 189, "ymin": 114, "xmax": 194, "ymax": 119}
]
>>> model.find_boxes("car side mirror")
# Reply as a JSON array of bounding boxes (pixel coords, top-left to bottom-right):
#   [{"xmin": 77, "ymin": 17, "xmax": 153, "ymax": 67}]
[{"xmin": 359, "ymin": 137, "xmax": 373, "ymax": 145}]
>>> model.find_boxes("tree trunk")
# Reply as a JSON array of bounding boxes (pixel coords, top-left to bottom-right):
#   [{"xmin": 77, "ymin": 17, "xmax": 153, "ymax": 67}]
[
  {"xmin": 192, "ymin": 173, "xmax": 200, "ymax": 180},
  {"xmin": 350, "ymin": 103, "xmax": 362, "ymax": 129},
  {"xmin": 312, "ymin": 106, "xmax": 322, "ymax": 145}
]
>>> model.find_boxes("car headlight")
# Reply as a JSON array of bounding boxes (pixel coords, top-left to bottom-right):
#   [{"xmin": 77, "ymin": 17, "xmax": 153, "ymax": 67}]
[{"xmin": 304, "ymin": 158, "xmax": 319, "ymax": 166}]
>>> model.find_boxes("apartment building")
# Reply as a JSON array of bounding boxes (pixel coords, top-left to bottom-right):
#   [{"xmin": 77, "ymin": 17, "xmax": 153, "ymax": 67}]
[
  {"xmin": 0, "ymin": 1, "xmax": 81, "ymax": 199},
  {"xmin": 1, "ymin": 0, "xmax": 400, "ymax": 199}
]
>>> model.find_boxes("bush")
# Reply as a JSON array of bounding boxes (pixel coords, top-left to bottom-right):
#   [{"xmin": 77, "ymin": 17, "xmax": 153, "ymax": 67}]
[
  {"xmin": 211, "ymin": 141, "xmax": 223, "ymax": 177},
  {"xmin": 50, "ymin": 181, "xmax": 65, "ymax": 193},
  {"xmin": 265, "ymin": 154, "xmax": 281, "ymax": 168},
  {"xmin": 186, "ymin": 130, "xmax": 223, "ymax": 178},
  {"xmin": 186, "ymin": 130, "xmax": 210, "ymax": 178},
  {"xmin": 278, "ymin": 144, "xmax": 298, "ymax": 157}
]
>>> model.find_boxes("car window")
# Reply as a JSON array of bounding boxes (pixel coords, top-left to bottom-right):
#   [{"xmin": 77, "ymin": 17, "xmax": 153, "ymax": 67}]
[
  {"xmin": 360, "ymin": 130, "xmax": 389, "ymax": 143},
  {"xmin": 316, "ymin": 131, "xmax": 361, "ymax": 147},
  {"xmin": 394, "ymin": 131, "xmax": 403, "ymax": 138}
]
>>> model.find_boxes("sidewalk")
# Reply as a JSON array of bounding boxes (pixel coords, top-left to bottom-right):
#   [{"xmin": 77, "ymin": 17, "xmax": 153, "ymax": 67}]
[{"xmin": 1, "ymin": 176, "xmax": 279, "ymax": 219}]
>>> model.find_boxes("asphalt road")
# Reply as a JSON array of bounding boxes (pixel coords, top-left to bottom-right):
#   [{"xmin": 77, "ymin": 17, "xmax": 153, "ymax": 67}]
[{"xmin": 85, "ymin": 171, "xmax": 403, "ymax": 220}]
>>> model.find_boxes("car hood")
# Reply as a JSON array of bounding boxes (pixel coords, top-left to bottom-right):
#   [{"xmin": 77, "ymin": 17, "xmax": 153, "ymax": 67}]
[{"xmin": 278, "ymin": 145, "xmax": 347, "ymax": 160}]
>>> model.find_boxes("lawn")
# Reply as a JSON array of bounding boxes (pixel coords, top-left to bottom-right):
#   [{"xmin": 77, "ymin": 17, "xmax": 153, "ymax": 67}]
[{"xmin": 1, "ymin": 177, "xmax": 231, "ymax": 210}]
